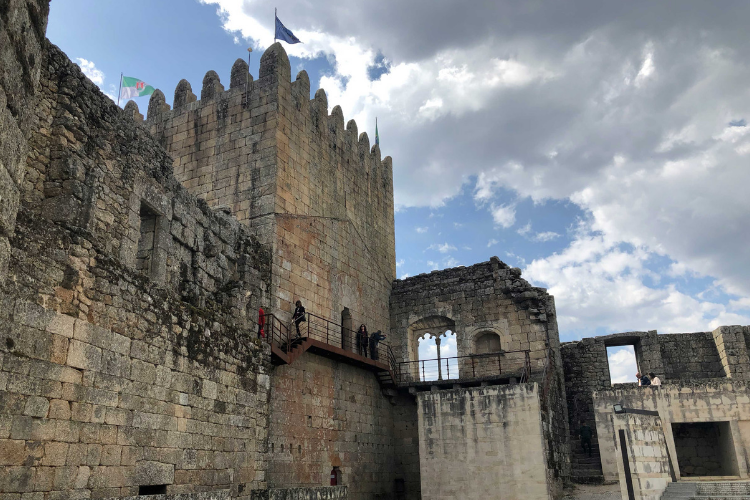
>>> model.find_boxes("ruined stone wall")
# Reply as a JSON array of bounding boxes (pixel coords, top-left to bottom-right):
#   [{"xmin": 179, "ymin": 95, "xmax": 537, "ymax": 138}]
[
  {"xmin": 266, "ymin": 353, "xmax": 397, "ymax": 500},
  {"xmin": 593, "ymin": 381, "xmax": 750, "ymax": 482},
  {"xmin": 561, "ymin": 328, "xmax": 750, "ymax": 455},
  {"xmin": 0, "ymin": 0, "xmax": 50, "ymax": 284},
  {"xmin": 0, "ymin": 36, "xmax": 274, "ymax": 498},
  {"xmin": 659, "ymin": 332, "xmax": 724, "ymax": 381},
  {"xmin": 417, "ymin": 384, "xmax": 551, "ymax": 500},
  {"xmin": 610, "ymin": 413, "xmax": 671, "ymax": 500},
  {"xmin": 147, "ymin": 44, "xmax": 396, "ymax": 335},
  {"xmin": 389, "ymin": 257, "xmax": 570, "ymax": 488}
]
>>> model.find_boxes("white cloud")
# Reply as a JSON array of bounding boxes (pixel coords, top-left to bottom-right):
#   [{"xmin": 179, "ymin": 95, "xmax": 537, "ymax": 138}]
[
  {"xmin": 400, "ymin": 272, "xmax": 410, "ymax": 279},
  {"xmin": 76, "ymin": 58, "xmax": 104, "ymax": 85},
  {"xmin": 74, "ymin": 58, "xmax": 116, "ymax": 102},
  {"xmin": 490, "ymin": 203, "xmax": 516, "ymax": 228},
  {"xmin": 427, "ymin": 242, "xmax": 457, "ymax": 254},
  {"xmin": 517, "ymin": 222, "xmax": 532, "ymax": 236},
  {"xmin": 487, "ymin": 238, "xmax": 499, "ymax": 248},
  {"xmin": 427, "ymin": 260, "xmax": 439, "ymax": 270},
  {"xmin": 524, "ymin": 224, "xmax": 750, "ymax": 338},
  {"xmin": 443, "ymin": 256, "xmax": 459, "ymax": 268},
  {"xmin": 415, "ymin": 226, "xmax": 428, "ymax": 234},
  {"xmin": 607, "ymin": 346, "xmax": 638, "ymax": 384},
  {"xmin": 534, "ymin": 231, "xmax": 561, "ymax": 242},
  {"xmin": 396, "ymin": 259, "xmax": 405, "ymax": 267}
]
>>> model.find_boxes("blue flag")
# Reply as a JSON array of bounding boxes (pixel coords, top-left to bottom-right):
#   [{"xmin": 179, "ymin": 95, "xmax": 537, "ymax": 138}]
[{"xmin": 275, "ymin": 15, "xmax": 301, "ymax": 44}]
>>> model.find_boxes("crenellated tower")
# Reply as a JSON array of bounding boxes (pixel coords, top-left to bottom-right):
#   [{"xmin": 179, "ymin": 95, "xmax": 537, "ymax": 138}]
[{"xmin": 142, "ymin": 43, "xmax": 396, "ymax": 334}]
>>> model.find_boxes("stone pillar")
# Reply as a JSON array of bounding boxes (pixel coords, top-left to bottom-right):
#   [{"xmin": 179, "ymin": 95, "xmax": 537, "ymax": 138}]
[
  {"xmin": 436, "ymin": 336, "xmax": 443, "ymax": 380},
  {"xmin": 713, "ymin": 326, "xmax": 750, "ymax": 380},
  {"xmin": 637, "ymin": 331, "xmax": 666, "ymax": 380}
]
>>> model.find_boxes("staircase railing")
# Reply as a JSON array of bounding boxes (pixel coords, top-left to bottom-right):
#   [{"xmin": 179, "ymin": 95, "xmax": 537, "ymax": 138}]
[
  {"xmin": 264, "ymin": 310, "xmax": 394, "ymax": 367},
  {"xmin": 395, "ymin": 349, "xmax": 532, "ymax": 385}
]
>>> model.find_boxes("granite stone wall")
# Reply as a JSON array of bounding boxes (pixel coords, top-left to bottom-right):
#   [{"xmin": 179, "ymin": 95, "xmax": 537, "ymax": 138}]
[
  {"xmin": 611, "ymin": 413, "xmax": 671, "ymax": 500},
  {"xmin": 593, "ymin": 381, "xmax": 750, "ymax": 482},
  {"xmin": 266, "ymin": 353, "xmax": 397, "ymax": 500},
  {"xmin": 561, "ymin": 327, "xmax": 750, "ymax": 458},
  {"xmin": 0, "ymin": 0, "xmax": 50, "ymax": 284},
  {"xmin": 0, "ymin": 30, "xmax": 274, "ymax": 499},
  {"xmin": 146, "ymin": 43, "xmax": 396, "ymax": 338},
  {"xmin": 390, "ymin": 257, "xmax": 570, "ymax": 489},
  {"xmin": 417, "ymin": 384, "xmax": 550, "ymax": 500}
]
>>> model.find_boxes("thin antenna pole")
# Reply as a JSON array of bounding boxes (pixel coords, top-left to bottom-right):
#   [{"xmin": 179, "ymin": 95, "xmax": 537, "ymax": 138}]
[
  {"xmin": 274, "ymin": 8, "xmax": 277, "ymax": 43},
  {"xmin": 117, "ymin": 72, "xmax": 123, "ymax": 107}
]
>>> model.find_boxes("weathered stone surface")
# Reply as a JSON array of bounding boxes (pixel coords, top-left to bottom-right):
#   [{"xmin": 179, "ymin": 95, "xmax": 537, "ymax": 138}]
[
  {"xmin": 418, "ymin": 384, "xmax": 549, "ymax": 500},
  {"xmin": 249, "ymin": 486, "xmax": 347, "ymax": 500}
]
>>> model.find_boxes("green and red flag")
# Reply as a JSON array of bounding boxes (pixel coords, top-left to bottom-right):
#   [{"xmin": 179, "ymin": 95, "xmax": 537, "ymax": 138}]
[{"xmin": 119, "ymin": 76, "xmax": 155, "ymax": 100}]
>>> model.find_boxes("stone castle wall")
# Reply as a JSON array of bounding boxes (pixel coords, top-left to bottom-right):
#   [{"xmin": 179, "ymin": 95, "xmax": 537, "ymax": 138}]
[
  {"xmin": 593, "ymin": 381, "xmax": 750, "ymax": 482},
  {"xmin": 561, "ymin": 327, "xmax": 750, "ymax": 450},
  {"xmin": 145, "ymin": 44, "xmax": 395, "ymax": 335},
  {"xmin": 0, "ymin": 29, "xmax": 274, "ymax": 498},
  {"xmin": 266, "ymin": 353, "xmax": 400, "ymax": 500},
  {"xmin": 0, "ymin": 0, "xmax": 50, "ymax": 285},
  {"xmin": 417, "ymin": 384, "xmax": 551, "ymax": 500},
  {"xmin": 389, "ymin": 257, "xmax": 570, "ymax": 489}
]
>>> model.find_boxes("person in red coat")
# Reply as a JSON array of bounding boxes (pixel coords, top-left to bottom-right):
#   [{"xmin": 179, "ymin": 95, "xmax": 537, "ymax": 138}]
[{"xmin": 257, "ymin": 307, "xmax": 266, "ymax": 339}]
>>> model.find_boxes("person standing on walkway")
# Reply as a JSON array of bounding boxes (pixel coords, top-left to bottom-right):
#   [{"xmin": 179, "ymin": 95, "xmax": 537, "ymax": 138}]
[
  {"xmin": 357, "ymin": 324, "xmax": 369, "ymax": 357},
  {"xmin": 369, "ymin": 330, "xmax": 387, "ymax": 360},
  {"xmin": 292, "ymin": 300, "xmax": 306, "ymax": 338},
  {"xmin": 257, "ymin": 306, "xmax": 266, "ymax": 339},
  {"xmin": 649, "ymin": 372, "xmax": 662, "ymax": 386},
  {"xmin": 636, "ymin": 372, "xmax": 651, "ymax": 386}
]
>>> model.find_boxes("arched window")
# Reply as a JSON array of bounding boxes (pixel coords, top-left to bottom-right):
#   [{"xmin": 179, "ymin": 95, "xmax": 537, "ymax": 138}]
[{"xmin": 476, "ymin": 332, "xmax": 501, "ymax": 354}]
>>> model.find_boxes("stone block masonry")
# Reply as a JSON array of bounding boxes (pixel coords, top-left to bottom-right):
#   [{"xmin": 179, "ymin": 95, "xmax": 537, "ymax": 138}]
[
  {"xmin": 0, "ymin": 19, "xmax": 274, "ymax": 498},
  {"xmin": 267, "ymin": 353, "xmax": 398, "ymax": 500},
  {"xmin": 146, "ymin": 43, "xmax": 396, "ymax": 337},
  {"xmin": 390, "ymin": 257, "xmax": 570, "ymax": 491},
  {"xmin": 417, "ymin": 384, "xmax": 551, "ymax": 500}
]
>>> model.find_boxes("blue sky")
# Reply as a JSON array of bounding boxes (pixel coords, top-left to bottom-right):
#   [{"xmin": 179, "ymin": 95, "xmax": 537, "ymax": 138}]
[{"xmin": 48, "ymin": 1, "xmax": 750, "ymax": 355}]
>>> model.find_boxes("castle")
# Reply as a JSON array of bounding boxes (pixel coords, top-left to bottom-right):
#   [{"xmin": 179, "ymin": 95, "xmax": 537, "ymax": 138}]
[{"xmin": 2, "ymin": 3, "xmax": 750, "ymax": 500}]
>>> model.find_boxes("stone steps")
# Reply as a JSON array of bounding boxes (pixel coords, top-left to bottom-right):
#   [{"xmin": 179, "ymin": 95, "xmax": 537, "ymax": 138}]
[
  {"xmin": 660, "ymin": 481, "xmax": 750, "ymax": 500},
  {"xmin": 570, "ymin": 433, "xmax": 604, "ymax": 484}
]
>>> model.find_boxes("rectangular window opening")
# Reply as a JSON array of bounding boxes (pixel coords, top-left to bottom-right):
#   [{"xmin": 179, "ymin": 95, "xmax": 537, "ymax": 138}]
[
  {"xmin": 139, "ymin": 485, "xmax": 167, "ymax": 496},
  {"xmin": 672, "ymin": 422, "xmax": 739, "ymax": 477},
  {"xmin": 606, "ymin": 345, "xmax": 638, "ymax": 385},
  {"xmin": 136, "ymin": 202, "xmax": 158, "ymax": 277}
]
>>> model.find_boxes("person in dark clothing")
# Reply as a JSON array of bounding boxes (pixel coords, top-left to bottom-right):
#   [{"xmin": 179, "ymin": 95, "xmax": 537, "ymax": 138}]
[
  {"xmin": 292, "ymin": 300, "xmax": 305, "ymax": 338},
  {"xmin": 579, "ymin": 421, "xmax": 593, "ymax": 457},
  {"xmin": 636, "ymin": 372, "xmax": 651, "ymax": 387},
  {"xmin": 257, "ymin": 306, "xmax": 266, "ymax": 339},
  {"xmin": 369, "ymin": 330, "xmax": 387, "ymax": 360},
  {"xmin": 357, "ymin": 324, "xmax": 369, "ymax": 357}
]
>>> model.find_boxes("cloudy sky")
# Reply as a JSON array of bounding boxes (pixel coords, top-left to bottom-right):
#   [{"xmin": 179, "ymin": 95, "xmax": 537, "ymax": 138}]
[{"xmin": 48, "ymin": 1, "xmax": 750, "ymax": 367}]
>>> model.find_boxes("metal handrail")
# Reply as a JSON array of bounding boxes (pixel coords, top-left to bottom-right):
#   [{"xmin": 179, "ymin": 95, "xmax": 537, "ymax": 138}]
[
  {"xmin": 263, "ymin": 310, "xmax": 396, "ymax": 371},
  {"xmin": 396, "ymin": 349, "xmax": 532, "ymax": 384}
]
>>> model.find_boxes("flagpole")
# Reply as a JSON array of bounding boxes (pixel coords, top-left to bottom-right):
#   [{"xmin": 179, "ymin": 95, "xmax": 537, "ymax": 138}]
[
  {"xmin": 117, "ymin": 72, "xmax": 123, "ymax": 107},
  {"xmin": 274, "ymin": 8, "xmax": 277, "ymax": 43}
]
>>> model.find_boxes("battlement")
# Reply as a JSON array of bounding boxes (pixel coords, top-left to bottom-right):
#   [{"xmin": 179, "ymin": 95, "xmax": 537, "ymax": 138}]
[
  {"xmin": 139, "ymin": 44, "xmax": 393, "ymax": 235},
  {"xmin": 139, "ymin": 42, "xmax": 395, "ymax": 338}
]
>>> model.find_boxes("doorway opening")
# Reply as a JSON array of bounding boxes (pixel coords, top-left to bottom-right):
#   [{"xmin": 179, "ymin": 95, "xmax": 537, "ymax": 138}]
[
  {"xmin": 606, "ymin": 345, "xmax": 638, "ymax": 385},
  {"xmin": 672, "ymin": 422, "xmax": 739, "ymax": 477}
]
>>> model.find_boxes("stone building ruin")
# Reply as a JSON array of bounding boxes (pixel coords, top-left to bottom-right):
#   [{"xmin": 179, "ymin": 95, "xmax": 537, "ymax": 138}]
[{"xmin": 2, "ymin": 2, "xmax": 750, "ymax": 500}]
